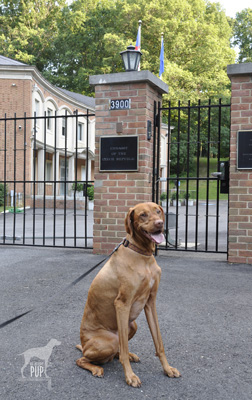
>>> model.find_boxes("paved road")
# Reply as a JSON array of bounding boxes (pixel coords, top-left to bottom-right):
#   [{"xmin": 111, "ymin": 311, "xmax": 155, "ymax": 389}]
[
  {"xmin": 162, "ymin": 200, "xmax": 228, "ymax": 252},
  {"xmin": 0, "ymin": 200, "xmax": 228, "ymax": 252},
  {"xmin": 0, "ymin": 246, "xmax": 251, "ymax": 400},
  {"xmin": 0, "ymin": 208, "xmax": 93, "ymax": 248}
]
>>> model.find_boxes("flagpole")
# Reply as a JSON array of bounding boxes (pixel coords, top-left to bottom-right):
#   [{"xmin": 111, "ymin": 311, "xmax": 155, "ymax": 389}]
[{"xmin": 138, "ymin": 20, "xmax": 142, "ymax": 71}]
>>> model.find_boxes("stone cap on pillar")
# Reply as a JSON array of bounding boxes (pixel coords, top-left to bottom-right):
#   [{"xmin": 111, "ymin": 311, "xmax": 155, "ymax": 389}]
[
  {"xmin": 89, "ymin": 70, "xmax": 168, "ymax": 95},
  {"xmin": 227, "ymin": 62, "xmax": 252, "ymax": 77}
]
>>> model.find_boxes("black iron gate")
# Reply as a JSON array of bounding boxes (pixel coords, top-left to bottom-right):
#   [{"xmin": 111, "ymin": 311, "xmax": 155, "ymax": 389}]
[
  {"xmin": 152, "ymin": 99, "xmax": 230, "ymax": 254},
  {"xmin": 0, "ymin": 111, "xmax": 94, "ymax": 248}
]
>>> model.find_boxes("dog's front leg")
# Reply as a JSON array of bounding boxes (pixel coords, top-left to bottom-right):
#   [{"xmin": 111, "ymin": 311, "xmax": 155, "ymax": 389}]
[
  {"xmin": 114, "ymin": 297, "xmax": 142, "ymax": 388},
  {"xmin": 144, "ymin": 292, "xmax": 181, "ymax": 378}
]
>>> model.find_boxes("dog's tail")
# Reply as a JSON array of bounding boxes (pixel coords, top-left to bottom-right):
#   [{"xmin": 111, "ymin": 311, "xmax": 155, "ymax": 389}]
[{"xmin": 76, "ymin": 344, "xmax": 83, "ymax": 352}]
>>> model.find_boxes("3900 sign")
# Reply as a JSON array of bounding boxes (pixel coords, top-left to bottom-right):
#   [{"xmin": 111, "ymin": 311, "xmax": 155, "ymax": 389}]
[{"xmin": 110, "ymin": 99, "xmax": 131, "ymax": 110}]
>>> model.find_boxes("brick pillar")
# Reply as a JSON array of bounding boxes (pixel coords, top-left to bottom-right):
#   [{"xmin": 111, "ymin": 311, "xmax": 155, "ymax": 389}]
[
  {"xmin": 89, "ymin": 71, "xmax": 168, "ymax": 255},
  {"xmin": 227, "ymin": 63, "xmax": 252, "ymax": 264}
]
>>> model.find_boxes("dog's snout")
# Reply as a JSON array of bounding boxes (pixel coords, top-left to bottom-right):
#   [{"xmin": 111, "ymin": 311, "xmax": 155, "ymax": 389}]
[{"xmin": 154, "ymin": 219, "xmax": 164, "ymax": 229}]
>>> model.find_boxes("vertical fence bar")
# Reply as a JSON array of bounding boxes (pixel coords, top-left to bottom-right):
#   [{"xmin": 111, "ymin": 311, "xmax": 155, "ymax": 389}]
[
  {"xmin": 53, "ymin": 111, "xmax": 57, "ymax": 246},
  {"xmin": 74, "ymin": 110, "xmax": 78, "ymax": 248},
  {"xmin": 165, "ymin": 102, "xmax": 171, "ymax": 248},
  {"xmin": 155, "ymin": 102, "xmax": 161, "ymax": 205},
  {"xmin": 64, "ymin": 111, "xmax": 67, "ymax": 247},
  {"xmin": 13, "ymin": 114, "xmax": 17, "ymax": 243},
  {"xmin": 152, "ymin": 101, "xmax": 157, "ymax": 203},
  {"xmin": 85, "ymin": 109, "xmax": 89, "ymax": 248},
  {"xmin": 33, "ymin": 113, "xmax": 37, "ymax": 245},
  {"xmin": 226, "ymin": 103, "xmax": 231, "ymax": 257},
  {"xmin": 195, "ymin": 100, "xmax": 201, "ymax": 251},
  {"xmin": 43, "ymin": 111, "xmax": 47, "ymax": 245},
  {"xmin": 175, "ymin": 101, "xmax": 181, "ymax": 247},
  {"xmin": 185, "ymin": 100, "xmax": 191, "ymax": 250},
  {"xmin": 23, "ymin": 113, "xmax": 27, "ymax": 244},
  {"xmin": 216, "ymin": 99, "xmax": 222, "ymax": 252},
  {"xmin": 205, "ymin": 99, "xmax": 211, "ymax": 251},
  {"xmin": 3, "ymin": 114, "xmax": 7, "ymax": 244}
]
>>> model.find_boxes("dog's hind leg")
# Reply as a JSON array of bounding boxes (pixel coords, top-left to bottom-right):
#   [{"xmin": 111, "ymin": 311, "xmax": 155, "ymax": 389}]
[
  {"xmin": 76, "ymin": 330, "xmax": 119, "ymax": 378},
  {"xmin": 128, "ymin": 321, "xmax": 137, "ymax": 340}
]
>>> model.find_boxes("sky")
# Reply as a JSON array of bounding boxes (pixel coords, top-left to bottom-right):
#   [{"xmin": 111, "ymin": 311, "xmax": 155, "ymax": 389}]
[{"xmin": 217, "ymin": 0, "xmax": 251, "ymax": 18}]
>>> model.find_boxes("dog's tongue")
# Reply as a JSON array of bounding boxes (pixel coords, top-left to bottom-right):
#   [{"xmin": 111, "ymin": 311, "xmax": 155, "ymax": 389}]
[{"xmin": 150, "ymin": 232, "xmax": 165, "ymax": 244}]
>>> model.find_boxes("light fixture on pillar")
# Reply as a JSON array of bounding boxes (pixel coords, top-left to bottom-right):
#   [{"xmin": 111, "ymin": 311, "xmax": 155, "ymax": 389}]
[{"xmin": 120, "ymin": 44, "xmax": 142, "ymax": 72}]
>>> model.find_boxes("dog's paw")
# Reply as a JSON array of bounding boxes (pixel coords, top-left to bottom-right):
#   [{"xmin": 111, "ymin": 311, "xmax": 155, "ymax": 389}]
[
  {"xmin": 92, "ymin": 366, "xmax": 104, "ymax": 378},
  {"xmin": 129, "ymin": 352, "xmax": 140, "ymax": 363},
  {"xmin": 164, "ymin": 366, "xmax": 181, "ymax": 378},
  {"xmin": 126, "ymin": 373, "xmax": 142, "ymax": 388}
]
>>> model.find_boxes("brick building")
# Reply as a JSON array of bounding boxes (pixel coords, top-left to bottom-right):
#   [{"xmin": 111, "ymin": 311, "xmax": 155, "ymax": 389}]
[{"xmin": 0, "ymin": 55, "xmax": 95, "ymax": 204}]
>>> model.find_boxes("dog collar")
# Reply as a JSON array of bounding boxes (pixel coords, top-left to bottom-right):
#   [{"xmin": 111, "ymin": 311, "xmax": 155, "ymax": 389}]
[{"xmin": 122, "ymin": 238, "xmax": 153, "ymax": 257}]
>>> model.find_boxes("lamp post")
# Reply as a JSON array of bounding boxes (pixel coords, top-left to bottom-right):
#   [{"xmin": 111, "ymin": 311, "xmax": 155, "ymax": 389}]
[{"xmin": 120, "ymin": 44, "xmax": 142, "ymax": 72}]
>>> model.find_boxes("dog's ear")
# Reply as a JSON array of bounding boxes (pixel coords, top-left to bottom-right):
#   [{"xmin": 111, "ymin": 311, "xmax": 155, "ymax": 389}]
[
  {"xmin": 158, "ymin": 205, "xmax": 165, "ymax": 221},
  {"xmin": 125, "ymin": 208, "xmax": 134, "ymax": 235}
]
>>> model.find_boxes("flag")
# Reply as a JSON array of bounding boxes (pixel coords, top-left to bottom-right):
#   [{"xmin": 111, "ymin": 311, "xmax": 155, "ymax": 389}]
[
  {"xmin": 159, "ymin": 35, "xmax": 164, "ymax": 79},
  {"xmin": 135, "ymin": 24, "xmax": 141, "ymax": 51}
]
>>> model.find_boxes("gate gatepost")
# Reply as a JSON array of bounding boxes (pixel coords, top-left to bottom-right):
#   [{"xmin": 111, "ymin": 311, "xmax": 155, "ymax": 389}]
[
  {"xmin": 227, "ymin": 63, "xmax": 252, "ymax": 264},
  {"xmin": 89, "ymin": 71, "xmax": 168, "ymax": 255}
]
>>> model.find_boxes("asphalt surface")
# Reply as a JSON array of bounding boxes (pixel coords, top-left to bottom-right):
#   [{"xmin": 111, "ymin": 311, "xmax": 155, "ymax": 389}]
[
  {"xmin": 0, "ymin": 246, "xmax": 251, "ymax": 400},
  {"xmin": 0, "ymin": 200, "xmax": 228, "ymax": 252}
]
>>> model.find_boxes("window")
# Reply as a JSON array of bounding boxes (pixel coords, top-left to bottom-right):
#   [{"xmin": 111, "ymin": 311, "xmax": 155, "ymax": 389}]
[
  {"xmin": 62, "ymin": 118, "xmax": 65, "ymax": 136},
  {"xmin": 78, "ymin": 123, "xmax": 83, "ymax": 141},
  {"xmin": 47, "ymin": 108, "xmax": 53, "ymax": 130}
]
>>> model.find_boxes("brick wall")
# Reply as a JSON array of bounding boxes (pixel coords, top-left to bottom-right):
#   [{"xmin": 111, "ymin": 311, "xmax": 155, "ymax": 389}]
[
  {"xmin": 90, "ymin": 72, "xmax": 167, "ymax": 254},
  {"xmin": 0, "ymin": 79, "xmax": 33, "ymax": 194},
  {"xmin": 227, "ymin": 65, "xmax": 252, "ymax": 264}
]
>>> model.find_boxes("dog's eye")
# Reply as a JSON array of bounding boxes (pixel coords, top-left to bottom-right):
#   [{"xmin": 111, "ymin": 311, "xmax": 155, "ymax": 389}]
[
  {"xmin": 156, "ymin": 209, "xmax": 161, "ymax": 214},
  {"xmin": 140, "ymin": 212, "xmax": 147, "ymax": 218}
]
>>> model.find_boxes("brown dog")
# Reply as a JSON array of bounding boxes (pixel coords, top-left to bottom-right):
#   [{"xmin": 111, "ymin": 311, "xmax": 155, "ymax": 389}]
[{"xmin": 76, "ymin": 202, "xmax": 181, "ymax": 387}]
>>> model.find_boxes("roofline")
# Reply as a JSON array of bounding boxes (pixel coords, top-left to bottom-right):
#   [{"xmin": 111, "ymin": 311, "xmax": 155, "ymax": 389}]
[{"xmin": 0, "ymin": 64, "xmax": 95, "ymax": 112}]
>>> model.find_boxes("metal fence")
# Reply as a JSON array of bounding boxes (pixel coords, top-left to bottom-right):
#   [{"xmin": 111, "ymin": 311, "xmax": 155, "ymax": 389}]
[
  {"xmin": 153, "ymin": 99, "xmax": 231, "ymax": 254},
  {"xmin": 0, "ymin": 110, "xmax": 95, "ymax": 248}
]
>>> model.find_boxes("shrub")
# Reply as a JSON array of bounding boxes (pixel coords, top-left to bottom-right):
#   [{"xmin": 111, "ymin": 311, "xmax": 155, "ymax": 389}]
[
  {"xmin": 160, "ymin": 192, "xmax": 167, "ymax": 201},
  {"xmin": 0, "ymin": 183, "xmax": 8, "ymax": 206},
  {"xmin": 87, "ymin": 185, "xmax": 94, "ymax": 200},
  {"xmin": 72, "ymin": 182, "xmax": 83, "ymax": 192}
]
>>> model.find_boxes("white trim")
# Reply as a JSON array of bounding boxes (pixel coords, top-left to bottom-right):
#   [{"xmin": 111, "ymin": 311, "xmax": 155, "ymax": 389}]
[
  {"xmin": 59, "ymin": 105, "xmax": 73, "ymax": 115},
  {"xmin": 45, "ymin": 97, "xmax": 58, "ymax": 111}
]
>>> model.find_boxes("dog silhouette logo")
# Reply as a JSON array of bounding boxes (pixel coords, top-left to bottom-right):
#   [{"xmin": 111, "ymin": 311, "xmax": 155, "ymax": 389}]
[{"xmin": 19, "ymin": 338, "xmax": 61, "ymax": 389}]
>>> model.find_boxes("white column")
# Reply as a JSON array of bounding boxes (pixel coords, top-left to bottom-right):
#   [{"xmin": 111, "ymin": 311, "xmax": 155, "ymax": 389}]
[
  {"xmin": 37, "ymin": 148, "xmax": 44, "ymax": 195},
  {"xmin": 52, "ymin": 151, "xmax": 60, "ymax": 195},
  {"xmin": 87, "ymin": 158, "xmax": 92, "ymax": 181},
  {"xmin": 69, "ymin": 155, "xmax": 75, "ymax": 194}
]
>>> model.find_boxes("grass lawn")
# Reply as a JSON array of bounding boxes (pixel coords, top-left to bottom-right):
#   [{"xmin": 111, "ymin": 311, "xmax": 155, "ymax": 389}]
[
  {"xmin": 169, "ymin": 157, "xmax": 228, "ymax": 201},
  {"xmin": 0, "ymin": 206, "xmax": 23, "ymax": 213}
]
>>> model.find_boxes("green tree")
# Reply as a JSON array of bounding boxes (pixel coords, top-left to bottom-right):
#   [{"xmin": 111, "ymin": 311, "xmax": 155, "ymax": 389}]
[
  {"xmin": 43, "ymin": 0, "xmax": 235, "ymax": 101},
  {"xmin": 0, "ymin": 0, "xmax": 66, "ymax": 69},
  {"xmin": 233, "ymin": 8, "xmax": 252, "ymax": 63},
  {"xmin": 0, "ymin": 0, "xmax": 236, "ymax": 102}
]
